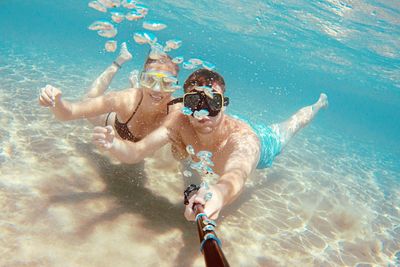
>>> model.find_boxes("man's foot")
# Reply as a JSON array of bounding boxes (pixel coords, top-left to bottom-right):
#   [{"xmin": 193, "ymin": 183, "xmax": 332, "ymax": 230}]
[
  {"xmin": 317, "ymin": 93, "xmax": 328, "ymax": 109},
  {"xmin": 114, "ymin": 42, "xmax": 132, "ymax": 67}
]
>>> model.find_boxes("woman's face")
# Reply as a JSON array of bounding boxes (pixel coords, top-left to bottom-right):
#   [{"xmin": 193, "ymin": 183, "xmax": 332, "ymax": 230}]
[{"xmin": 140, "ymin": 62, "xmax": 178, "ymax": 106}]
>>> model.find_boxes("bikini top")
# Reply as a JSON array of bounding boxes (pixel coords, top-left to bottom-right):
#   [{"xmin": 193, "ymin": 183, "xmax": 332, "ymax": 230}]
[{"xmin": 114, "ymin": 92, "xmax": 143, "ymax": 142}]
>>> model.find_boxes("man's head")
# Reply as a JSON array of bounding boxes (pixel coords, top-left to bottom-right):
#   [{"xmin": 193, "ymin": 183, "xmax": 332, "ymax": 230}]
[
  {"xmin": 140, "ymin": 53, "xmax": 180, "ymax": 105},
  {"xmin": 183, "ymin": 69, "xmax": 228, "ymax": 135},
  {"xmin": 183, "ymin": 69, "xmax": 225, "ymax": 93}
]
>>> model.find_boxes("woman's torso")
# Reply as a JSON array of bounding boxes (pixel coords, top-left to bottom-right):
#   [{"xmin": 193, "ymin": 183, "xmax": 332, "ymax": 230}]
[{"xmin": 108, "ymin": 88, "xmax": 171, "ymax": 142}]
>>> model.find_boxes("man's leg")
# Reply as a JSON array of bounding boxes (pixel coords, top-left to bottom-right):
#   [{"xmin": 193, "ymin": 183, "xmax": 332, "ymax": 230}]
[
  {"xmin": 85, "ymin": 42, "xmax": 132, "ymax": 125},
  {"xmin": 272, "ymin": 93, "xmax": 328, "ymax": 148}
]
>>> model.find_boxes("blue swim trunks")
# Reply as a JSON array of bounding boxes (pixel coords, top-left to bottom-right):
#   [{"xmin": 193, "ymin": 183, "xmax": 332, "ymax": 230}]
[{"xmin": 231, "ymin": 115, "xmax": 282, "ymax": 169}]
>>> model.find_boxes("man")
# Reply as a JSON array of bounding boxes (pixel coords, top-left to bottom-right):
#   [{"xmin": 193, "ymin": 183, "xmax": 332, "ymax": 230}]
[{"xmin": 92, "ymin": 69, "xmax": 328, "ymax": 220}]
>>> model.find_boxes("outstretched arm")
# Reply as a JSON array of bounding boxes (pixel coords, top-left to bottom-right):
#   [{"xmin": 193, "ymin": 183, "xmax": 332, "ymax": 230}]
[
  {"xmin": 93, "ymin": 125, "xmax": 171, "ymax": 164},
  {"xmin": 184, "ymin": 132, "xmax": 260, "ymax": 220},
  {"xmin": 39, "ymin": 85, "xmax": 133, "ymax": 121},
  {"xmin": 93, "ymin": 111, "xmax": 183, "ymax": 163}
]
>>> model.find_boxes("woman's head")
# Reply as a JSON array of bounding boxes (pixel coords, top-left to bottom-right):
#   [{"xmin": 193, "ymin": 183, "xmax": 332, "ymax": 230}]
[
  {"xmin": 144, "ymin": 54, "xmax": 179, "ymax": 76},
  {"xmin": 140, "ymin": 54, "xmax": 180, "ymax": 106}
]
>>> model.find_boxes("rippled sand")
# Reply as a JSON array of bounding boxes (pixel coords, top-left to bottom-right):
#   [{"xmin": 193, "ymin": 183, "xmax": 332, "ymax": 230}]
[{"xmin": 0, "ymin": 48, "xmax": 399, "ymax": 267}]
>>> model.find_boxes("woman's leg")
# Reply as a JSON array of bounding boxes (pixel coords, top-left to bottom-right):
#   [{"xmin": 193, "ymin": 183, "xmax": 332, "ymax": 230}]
[
  {"xmin": 85, "ymin": 42, "xmax": 132, "ymax": 98},
  {"xmin": 85, "ymin": 42, "xmax": 132, "ymax": 125},
  {"xmin": 272, "ymin": 93, "xmax": 328, "ymax": 148}
]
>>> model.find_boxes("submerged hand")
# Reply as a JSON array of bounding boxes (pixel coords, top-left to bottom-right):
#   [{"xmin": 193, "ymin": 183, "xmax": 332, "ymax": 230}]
[
  {"xmin": 39, "ymin": 84, "xmax": 62, "ymax": 107},
  {"xmin": 184, "ymin": 184, "xmax": 224, "ymax": 221},
  {"xmin": 93, "ymin": 125, "xmax": 115, "ymax": 150}
]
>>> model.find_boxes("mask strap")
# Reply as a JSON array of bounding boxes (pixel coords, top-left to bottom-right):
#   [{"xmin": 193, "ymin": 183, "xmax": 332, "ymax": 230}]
[
  {"xmin": 223, "ymin": 97, "xmax": 229, "ymax": 106},
  {"xmin": 167, "ymin": 97, "xmax": 183, "ymax": 114}
]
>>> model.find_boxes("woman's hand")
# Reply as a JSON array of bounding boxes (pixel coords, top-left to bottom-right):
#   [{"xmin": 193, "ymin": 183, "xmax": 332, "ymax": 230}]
[
  {"xmin": 39, "ymin": 84, "xmax": 62, "ymax": 107},
  {"xmin": 92, "ymin": 125, "xmax": 115, "ymax": 150}
]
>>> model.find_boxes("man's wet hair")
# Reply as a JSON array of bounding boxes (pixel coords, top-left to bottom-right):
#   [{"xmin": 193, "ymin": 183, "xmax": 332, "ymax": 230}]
[
  {"xmin": 144, "ymin": 52, "xmax": 179, "ymax": 74},
  {"xmin": 183, "ymin": 69, "xmax": 226, "ymax": 93}
]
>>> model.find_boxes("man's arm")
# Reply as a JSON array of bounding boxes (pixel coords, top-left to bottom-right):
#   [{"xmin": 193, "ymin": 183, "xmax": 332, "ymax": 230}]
[
  {"xmin": 184, "ymin": 131, "xmax": 260, "ymax": 220},
  {"xmin": 39, "ymin": 84, "xmax": 131, "ymax": 121},
  {"xmin": 216, "ymin": 132, "xmax": 260, "ymax": 203}
]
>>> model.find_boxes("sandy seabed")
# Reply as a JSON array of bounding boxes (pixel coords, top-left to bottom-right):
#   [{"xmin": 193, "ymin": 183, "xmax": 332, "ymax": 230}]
[{"xmin": 0, "ymin": 48, "xmax": 399, "ymax": 267}]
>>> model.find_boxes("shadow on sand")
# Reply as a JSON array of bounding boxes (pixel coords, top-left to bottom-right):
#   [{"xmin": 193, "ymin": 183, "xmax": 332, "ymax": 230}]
[{"xmin": 49, "ymin": 142, "xmax": 254, "ymax": 267}]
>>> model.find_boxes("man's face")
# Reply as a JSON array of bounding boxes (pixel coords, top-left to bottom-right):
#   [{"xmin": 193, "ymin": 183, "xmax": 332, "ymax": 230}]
[
  {"xmin": 189, "ymin": 108, "xmax": 224, "ymax": 134},
  {"xmin": 187, "ymin": 84, "xmax": 225, "ymax": 135}
]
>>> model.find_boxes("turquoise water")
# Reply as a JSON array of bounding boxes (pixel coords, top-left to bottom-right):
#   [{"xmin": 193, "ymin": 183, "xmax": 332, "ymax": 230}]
[{"xmin": 1, "ymin": 0, "xmax": 399, "ymax": 266}]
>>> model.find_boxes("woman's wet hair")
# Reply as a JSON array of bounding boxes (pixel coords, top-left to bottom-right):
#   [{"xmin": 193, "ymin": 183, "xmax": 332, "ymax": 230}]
[
  {"xmin": 183, "ymin": 69, "xmax": 226, "ymax": 93},
  {"xmin": 144, "ymin": 53, "xmax": 179, "ymax": 74}
]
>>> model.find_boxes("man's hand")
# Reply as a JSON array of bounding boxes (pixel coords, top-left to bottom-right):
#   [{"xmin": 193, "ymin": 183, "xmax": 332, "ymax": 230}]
[
  {"xmin": 39, "ymin": 85, "xmax": 62, "ymax": 107},
  {"xmin": 184, "ymin": 184, "xmax": 224, "ymax": 221},
  {"xmin": 93, "ymin": 126, "xmax": 115, "ymax": 150}
]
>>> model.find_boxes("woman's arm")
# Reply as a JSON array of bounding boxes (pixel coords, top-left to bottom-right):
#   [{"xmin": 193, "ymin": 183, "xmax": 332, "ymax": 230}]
[
  {"xmin": 93, "ymin": 111, "xmax": 183, "ymax": 164},
  {"xmin": 39, "ymin": 84, "xmax": 135, "ymax": 121},
  {"xmin": 93, "ymin": 125, "xmax": 171, "ymax": 164}
]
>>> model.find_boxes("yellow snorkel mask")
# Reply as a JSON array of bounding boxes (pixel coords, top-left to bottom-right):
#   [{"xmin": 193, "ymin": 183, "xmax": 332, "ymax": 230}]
[{"xmin": 139, "ymin": 70, "xmax": 180, "ymax": 92}]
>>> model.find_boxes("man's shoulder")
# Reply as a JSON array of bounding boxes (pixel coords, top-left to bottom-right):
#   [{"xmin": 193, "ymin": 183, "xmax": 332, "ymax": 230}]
[
  {"xmin": 225, "ymin": 115, "xmax": 255, "ymax": 135},
  {"xmin": 223, "ymin": 116, "xmax": 258, "ymax": 148}
]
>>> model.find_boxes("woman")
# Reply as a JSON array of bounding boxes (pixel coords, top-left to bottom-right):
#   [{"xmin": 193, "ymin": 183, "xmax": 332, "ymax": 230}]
[{"xmin": 39, "ymin": 42, "xmax": 180, "ymax": 142}]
